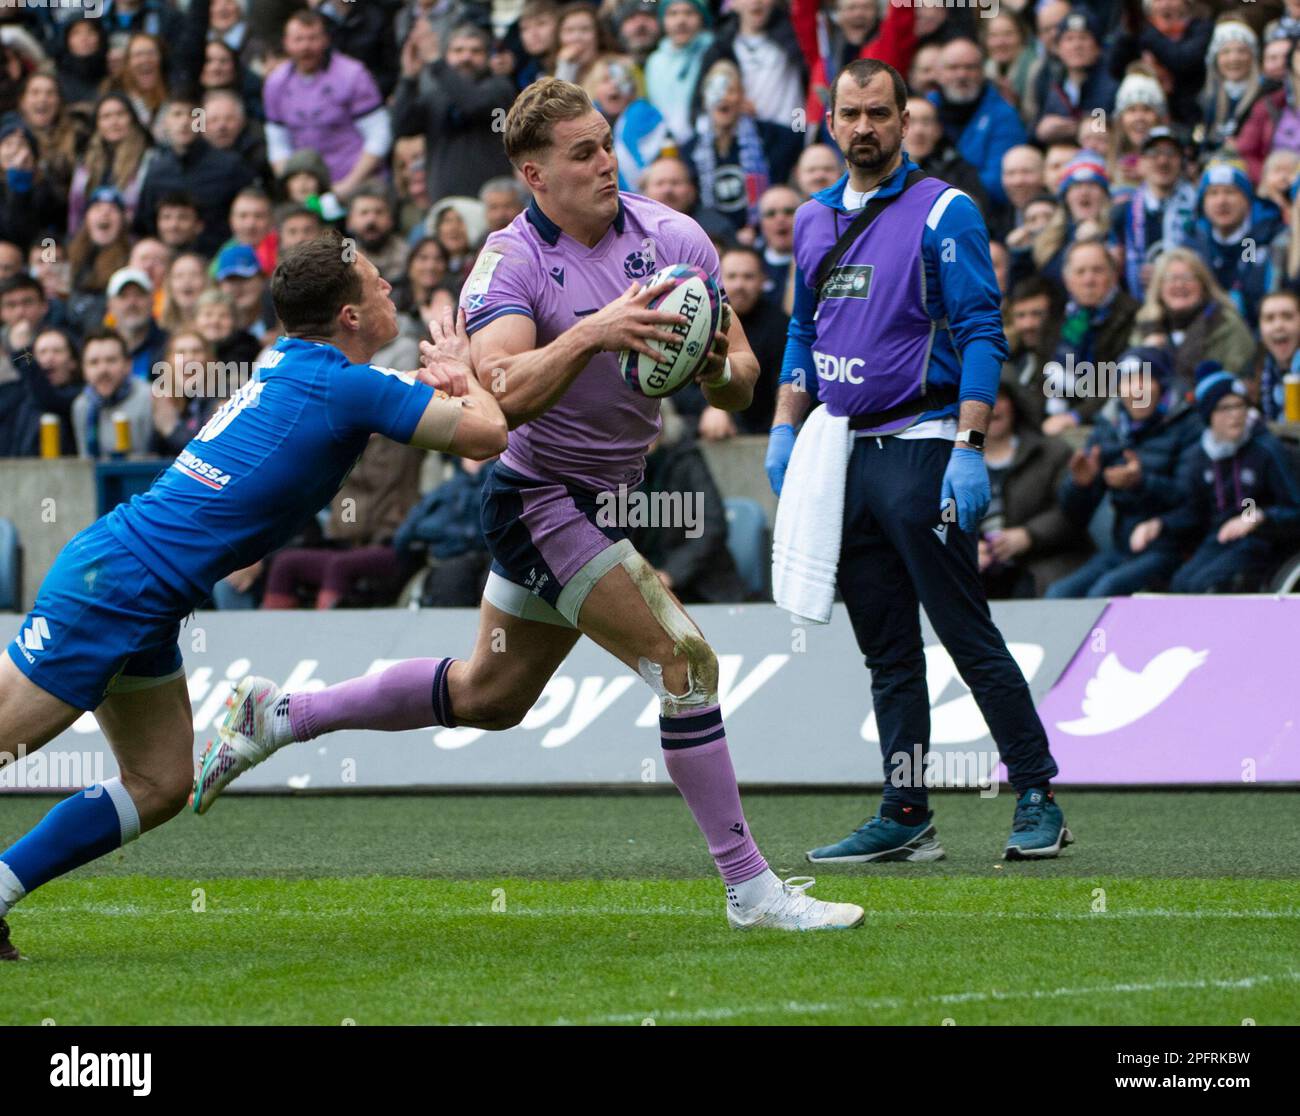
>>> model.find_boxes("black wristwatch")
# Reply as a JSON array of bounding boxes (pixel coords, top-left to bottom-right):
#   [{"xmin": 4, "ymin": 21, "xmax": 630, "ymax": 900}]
[{"xmin": 954, "ymin": 429, "xmax": 986, "ymax": 452}]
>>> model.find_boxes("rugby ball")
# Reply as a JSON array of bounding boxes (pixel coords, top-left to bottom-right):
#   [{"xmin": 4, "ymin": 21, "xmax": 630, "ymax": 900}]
[{"xmin": 620, "ymin": 264, "xmax": 722, "ymax": 398}]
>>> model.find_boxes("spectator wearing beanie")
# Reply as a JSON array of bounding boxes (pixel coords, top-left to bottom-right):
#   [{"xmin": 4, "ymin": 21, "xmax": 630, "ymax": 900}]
[
  {"xmin": 1260, "ymin": 23, "xmax": 1293, "ymax": 86},
  {"xmin": 1186, "ymin": 160, "xmax": 1282, "ymax": 329},
  {"xmin": 927, "ymin": 38, "xmax": 1026, "ymax": 208},
  {"xmin": 614, "ymin": 0, "xmax": 663, "ymax": 68},
  {"xmin": 644, "ymin": 0, "xmax": 714, "ymax": 145},
  {"xmin": 1033, "ymin": 6, "xmax": 1119, "ymax": 145},
  {"xmin": 1236, "ymin": 32, "xmax": 1300, "ymax": 183},
  {"xmin": 1200, "ymin": 20, "xmax": 1267, "ymax": 153},
  {"xmin": 1046, "ymin": 346, "xmax": 1201, "ymax": 598},
  {"xmin": 1032, "ymin": 150, "xmax": 1113, "ymax": 288},
  {"xmin": 277, "ymin": 148, "xmax": 345, "ymax": 224},
  {"xmin": 1130, "ymin": 364, "xmax": 1300, "ymax": 592},
  {"xmin": 1107, "ymin": 69, "xmax": 1169, "ymax": 190},
  {"xmin": 1129, "ymin": 246, "xmax": 1258, "ymax": 398},
  {"xmin": 1108, "ymin": 0, "xmax": 1211, "ymax": 128},
  {"xmin": 1110, "ymin": 126, "xmax": 1197, "ymax": 302}
]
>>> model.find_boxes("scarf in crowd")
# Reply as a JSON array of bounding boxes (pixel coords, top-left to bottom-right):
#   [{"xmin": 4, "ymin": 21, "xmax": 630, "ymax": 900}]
[
  {"xmin": 691, "ymin": 112, "xmax": 769, "ymax": 227},
  {"xmin": 1207, "ymin": 74, "xmax": 1261, "ymax": 144},
  {"xmin": 1058, "ymin": 288, "xmax": 1117, "ymax": 366},
  {"xmin": 1124, "ymin": 180, "xmax": 1197, "ymax": 297},
  {"xmin": 82, "ymin": 379, "xmax": 133, "ymax": 459},
  {"xmin": 1258, "ymin": 350, "xmax": 1291, "ymax": 420}
]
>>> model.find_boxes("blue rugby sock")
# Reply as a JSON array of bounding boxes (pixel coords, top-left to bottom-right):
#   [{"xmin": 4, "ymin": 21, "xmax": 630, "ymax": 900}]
[{"xmin": 0, "ymin": 778, "xmax": 141, "ymax": 916}]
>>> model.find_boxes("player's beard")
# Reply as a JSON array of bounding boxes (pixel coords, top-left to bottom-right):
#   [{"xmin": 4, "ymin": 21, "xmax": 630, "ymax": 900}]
[{"xmin": 844, "ymin": 134, "xmax": 900, "ymax": 175}]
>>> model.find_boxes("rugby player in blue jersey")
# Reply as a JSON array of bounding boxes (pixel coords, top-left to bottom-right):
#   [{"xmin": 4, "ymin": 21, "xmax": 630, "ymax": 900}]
[{"xmin": 0, "ymin": 233, "xmax": 508, "ymax": 959}]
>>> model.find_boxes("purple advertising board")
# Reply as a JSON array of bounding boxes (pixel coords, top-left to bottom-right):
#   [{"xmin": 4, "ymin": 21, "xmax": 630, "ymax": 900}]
[{"xmin": 1039, "ymin": 597, "xmax": 1300, "ymax": 784}]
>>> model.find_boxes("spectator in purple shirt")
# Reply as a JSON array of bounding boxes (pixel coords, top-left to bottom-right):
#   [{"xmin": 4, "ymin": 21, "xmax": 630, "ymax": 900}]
[{"xmin": 262, "ymin": 9, "xmax": 392, "ymax": 205}]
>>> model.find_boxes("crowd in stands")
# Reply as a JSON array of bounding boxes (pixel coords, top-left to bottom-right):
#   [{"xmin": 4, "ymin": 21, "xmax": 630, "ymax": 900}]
[{"xmin": 1, "ymin": 0, "xmax": 1300, "ymax": 605}]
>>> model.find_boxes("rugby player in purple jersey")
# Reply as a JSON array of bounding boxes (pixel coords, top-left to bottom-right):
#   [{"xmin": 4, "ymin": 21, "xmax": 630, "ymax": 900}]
[{"xmin": 203, "ymin": 78, "xmax": 863, "ymax": 932}]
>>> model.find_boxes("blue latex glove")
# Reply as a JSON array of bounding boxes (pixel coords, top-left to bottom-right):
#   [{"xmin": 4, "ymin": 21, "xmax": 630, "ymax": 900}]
[
  {"xmin": 940, "ymin": 446, "xmax": 990, "ymax": 534},
  {"xmin": 766, "ymin": 423, "xmax": 796, "ymax": 496}
]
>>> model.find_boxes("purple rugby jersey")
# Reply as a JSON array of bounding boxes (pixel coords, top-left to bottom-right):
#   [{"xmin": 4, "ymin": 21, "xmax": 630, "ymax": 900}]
[
  {"xmin": 263, "ymin": 52, "xmax": 384, "ymax": 185},
  {"xmin": 460, "ymin": 193, "xmax": 722, "ymax": 493}
]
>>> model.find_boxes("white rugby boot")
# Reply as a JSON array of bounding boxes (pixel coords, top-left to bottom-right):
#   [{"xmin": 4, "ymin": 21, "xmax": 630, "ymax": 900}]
[
  {"xmin": 726, "ymin": 874, "xmax": 865, "ymax": 931},
  {"xmin": 191, "ymin": 676, "xmax": 288, "ymax": 815}
]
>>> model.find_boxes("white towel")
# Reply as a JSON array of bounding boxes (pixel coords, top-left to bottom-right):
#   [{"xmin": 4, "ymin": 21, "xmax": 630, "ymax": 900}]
[{"xmin": 771, "ymin": 405, "xmax": 852, "ymax": 625}]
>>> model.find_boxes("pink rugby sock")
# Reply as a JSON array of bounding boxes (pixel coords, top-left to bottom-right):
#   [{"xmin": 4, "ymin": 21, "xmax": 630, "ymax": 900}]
[
  {"xmin": 289, "ymin": 658, "xmax": 456, "ymax": 741},
  {"xmin": 660, "ymin": 704, "xmax": 768, "ymax": 885}
]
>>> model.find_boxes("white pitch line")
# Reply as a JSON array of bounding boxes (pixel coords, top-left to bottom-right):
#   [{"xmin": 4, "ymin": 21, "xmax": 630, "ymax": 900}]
[
  {"xmin": 15, "ymin": 904, "xmax": 1300, "ymax": 920},
  {"xmin": 566, "ymin": 971, "xmax": 1300, "ymax": 1026}
]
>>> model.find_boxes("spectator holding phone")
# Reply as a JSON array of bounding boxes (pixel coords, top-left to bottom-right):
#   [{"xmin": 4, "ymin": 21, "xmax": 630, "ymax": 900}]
[{"xmin": 1046, "ymin": 347, "xmax": 1201, "ymax": 597}]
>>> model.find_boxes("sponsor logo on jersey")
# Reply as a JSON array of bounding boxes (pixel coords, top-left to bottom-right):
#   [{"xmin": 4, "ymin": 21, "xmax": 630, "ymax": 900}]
[
  {"xmin": 173, "ymin": 448, "xmax": 233, "ymax": 490},
  {"xmin": 17, "ymin": 616, "xmax": 50, "ymax": 662},
  {"xmin": 822, "ymin": 264, "xmax": 874, "ymax": 301},
  {"xmin": 813, "ymin": 351, "xmax": 867, "ymax": 384},
  {"xmin": 549, "ymin": 266, "xmax": 565, "ymax": 287}
]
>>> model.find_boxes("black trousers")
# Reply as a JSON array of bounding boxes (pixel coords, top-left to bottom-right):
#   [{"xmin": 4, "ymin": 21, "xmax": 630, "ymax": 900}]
[{"xmin": 836, "ymin": 436, "xmax": 1058, "ymax": 807}]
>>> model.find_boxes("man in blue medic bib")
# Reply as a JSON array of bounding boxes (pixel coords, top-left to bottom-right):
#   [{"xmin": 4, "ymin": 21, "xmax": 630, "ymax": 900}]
[{"xmin": 766, "ymin": 59, "xmax": 1071, "ymax": 864}]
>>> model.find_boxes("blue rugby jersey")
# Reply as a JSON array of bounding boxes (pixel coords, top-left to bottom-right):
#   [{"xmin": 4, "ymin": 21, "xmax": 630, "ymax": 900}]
[{"xmin": 102, "ymin": 337, "xmax": 433, "ymax": 601}]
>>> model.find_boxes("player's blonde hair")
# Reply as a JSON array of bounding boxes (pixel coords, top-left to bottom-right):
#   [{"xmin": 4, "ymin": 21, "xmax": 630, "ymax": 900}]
[{"xmin": 503, "ymin": 77, "xmax": 595, "ymax": 166}]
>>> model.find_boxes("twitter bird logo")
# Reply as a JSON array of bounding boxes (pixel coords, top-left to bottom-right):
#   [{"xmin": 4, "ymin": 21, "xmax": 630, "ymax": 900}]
[{"xmin": 1056, "ymin": 647, "xmax": 1209, "ymax": 736}]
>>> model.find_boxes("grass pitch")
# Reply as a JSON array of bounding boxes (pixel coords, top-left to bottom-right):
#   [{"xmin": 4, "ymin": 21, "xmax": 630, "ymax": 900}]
[{"xmin": 0, "ymin": 791, "xmax": 1296, "ymax": 1025}]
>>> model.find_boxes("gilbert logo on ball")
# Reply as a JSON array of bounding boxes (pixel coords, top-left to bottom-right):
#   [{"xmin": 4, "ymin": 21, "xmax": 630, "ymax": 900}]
[{"xmin": 620, "ymin": 264, "xmax": 722, "ymax": 398}]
